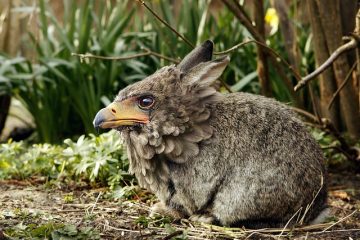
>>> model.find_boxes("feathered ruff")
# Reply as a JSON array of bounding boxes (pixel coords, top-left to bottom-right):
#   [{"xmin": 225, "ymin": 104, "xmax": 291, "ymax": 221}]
[{"xmin": 119, "ymin": 66, "xmax": 222, "ymax": 200}]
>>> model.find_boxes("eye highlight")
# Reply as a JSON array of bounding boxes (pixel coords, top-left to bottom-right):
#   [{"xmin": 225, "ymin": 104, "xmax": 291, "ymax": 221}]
[{"xmin": 138, "ymin": 96, "xmax": 155, "ymax": 109}]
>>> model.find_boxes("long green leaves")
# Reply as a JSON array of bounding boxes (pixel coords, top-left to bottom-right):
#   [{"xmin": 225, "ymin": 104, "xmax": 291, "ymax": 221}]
[
  {"xmin": 2, "ymin": 0, "xmax": 145, "ymax": 143},
  {"xmin": 1, "ymin": 0, "xmax": 305, "ymax": 142}
]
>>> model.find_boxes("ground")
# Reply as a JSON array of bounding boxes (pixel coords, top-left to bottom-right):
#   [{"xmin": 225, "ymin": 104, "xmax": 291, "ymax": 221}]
[{"xmin": 1, "ymin": 172, "xmax": 360, "ymax": 240}]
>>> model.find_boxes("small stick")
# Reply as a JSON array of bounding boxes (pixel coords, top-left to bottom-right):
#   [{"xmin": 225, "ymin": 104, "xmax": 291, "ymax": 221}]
[
  {"xmin": 321, "ymin": 210, "xmax": 357, "ymax": 232},
  {"xmin": 277, "ymin": 207, "xmax": 303, "ymax": 237},
  {"xmin": 90, "ymin": 192, "xmax": 102, "ymax": 214},
  {"xmin": 291, "ymin": 107, "xmax": 319, "ymax": 123},
  {"xmin": 71, "ymin": 50, "xmax": 179, "ymax": 63},
  {"xmin": 328, "ymin": 61, "xmax": 357, "ymax": 110},
  {"xmin": 72, "ymin": 51, "xmax": 151, "ymax": 60},
  {"xmin": 214, "ymin": 39, "xmax": 302, "ymax": 82},
  {"xmin": 161, "ymin": 230, "xmax": 183, "ymax": 240},
  {"xmin": 298, "ymin": 175, "xmax": 324, "ymax": 225},
  {"xmin": 136, "ymin": 0, "xmax": 194, "ymax": 48},
  {"xmin": 294, "ymin": 38, "xmax": 358, "ymax": 91}
]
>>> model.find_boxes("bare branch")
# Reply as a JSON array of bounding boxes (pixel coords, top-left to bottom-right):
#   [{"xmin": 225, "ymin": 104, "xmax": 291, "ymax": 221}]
[
  {"xmin": 294, "ymin": 38, "xmax": 358, "ymax": 91},
  {"xmin": 213, "ymin": 39, "xmax": 256, "ymax": 55},
  {"xmin": 71, "ymin": 51, "xmax": 151, "ymax": 61},
  {"xmin": 136, "ymin": 0, "xmax": 194, "ymax": 48},
  {"xmin": 221, "ymin": 0, "xmax": 303, "ymax": 103},
  {"xmin": 328, "ymin": 62, "xmax": 357, "ymax": 110},
  {"xmin": 291, "ymin": 107, "xmax": 319, "ymax": 123},
  {"xmin": 161, "ymin": 231, "xmax": 183, "ymax": 240},
  {"xmin": 214, "ymin": 39, "xmax": 301, "ymax": 81},
  {"xmin": 71, "ymin": 50, "xmax": 179, "ymax": 63},
  {"xmin": 221, "ymin": 0, "xmax": 264, "ymax": 42}
]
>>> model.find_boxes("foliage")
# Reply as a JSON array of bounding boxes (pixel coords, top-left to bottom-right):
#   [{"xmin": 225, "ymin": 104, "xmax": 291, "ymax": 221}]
[
  {"xmin": 141, "ymin": 1, "xmax": 260, "ymax": 92},
  {"xmin": 0, "ymin": 130, "xmax": 131, "ymax": 189},
  {"xmin": 310, "ymin": 128, "xmax": 348, "ymax": 166},
  {"xmin": 3, "ymin": 221, "xmax": 100, "ymax": 240},
  {"xmin": 1, "ymin": 0, "xmax": 150, "ymax": 143},
  {"xmin": 1, "ymin": 0, "xmax": 266, "ymax": 142}
]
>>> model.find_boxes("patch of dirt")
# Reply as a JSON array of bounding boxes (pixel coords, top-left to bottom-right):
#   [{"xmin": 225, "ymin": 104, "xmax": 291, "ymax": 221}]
[{"xmin": 1, "ymin": 172, "xmax": 360, "ymax": 239}]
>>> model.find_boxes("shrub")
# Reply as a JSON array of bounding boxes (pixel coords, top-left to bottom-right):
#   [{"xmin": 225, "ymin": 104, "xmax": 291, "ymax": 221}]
[{"xmin": 0, "ymin": 130, "xmax": 130, "ymax": 189}]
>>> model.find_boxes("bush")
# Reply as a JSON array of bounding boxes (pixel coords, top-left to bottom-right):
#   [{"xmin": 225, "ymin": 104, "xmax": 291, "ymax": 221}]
[{"xmin": 0, "ymin": 130, "xmax": 131, "ymax": 189}]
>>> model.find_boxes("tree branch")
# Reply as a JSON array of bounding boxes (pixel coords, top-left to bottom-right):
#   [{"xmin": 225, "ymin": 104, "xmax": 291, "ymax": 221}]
[
  {"xmin": 136, "ymin": 0, "xmax": 194, "ymax": 48},
  {"xmin": 327, "ymin": 62, "xmax": 357, "ymax": 110},
  {"xmin": 294, "ymin": 37, "xmax": 358, "ymax": 91},
  {"xmin": 214, "ymin": 39, "xmax": 301, "ymax": 81},
  {"xmin": 221, "ymin": 0, "xmax": 264, "ymax": 42},
  {"xmin": 71, "ymin": 49, "xmax": 179, "ymax": 63}
]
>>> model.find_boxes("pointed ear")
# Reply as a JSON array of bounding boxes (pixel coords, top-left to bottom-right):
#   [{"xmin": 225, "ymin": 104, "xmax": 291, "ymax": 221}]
[
  {"xmin": 178, "ymin": 40, "xmax": 213, "ymax": 73},
  {"xmin": 182, "ymin": 56, "xmax": 230, "ymax": 87}
]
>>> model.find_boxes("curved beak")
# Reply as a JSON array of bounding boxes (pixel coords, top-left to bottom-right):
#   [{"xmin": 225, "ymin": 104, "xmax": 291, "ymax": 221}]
[{"xmin": 93, "ymin": 100, "xmax": 149, "ymax": 129}]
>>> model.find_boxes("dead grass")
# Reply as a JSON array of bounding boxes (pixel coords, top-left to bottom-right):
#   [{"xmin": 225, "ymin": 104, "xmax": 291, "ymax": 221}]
[{"xmin": 1, "ymin": 172, "xmax": 360, "ymax": 239}]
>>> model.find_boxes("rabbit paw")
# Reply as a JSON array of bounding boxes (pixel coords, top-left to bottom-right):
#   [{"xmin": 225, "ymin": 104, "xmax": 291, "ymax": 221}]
[
  {"xmin": 189, "ymin": 214, "xmax": 214, "ymax": 224},
  {"xmin": 150, "ymin": 202, "xmax": 183, "ymax": 219}
]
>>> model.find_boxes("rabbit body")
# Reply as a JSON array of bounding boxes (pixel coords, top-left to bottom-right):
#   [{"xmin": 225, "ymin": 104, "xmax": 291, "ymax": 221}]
[{"xmin": 153, "ymin": 92, "xmax": 327, "ymax": 227}]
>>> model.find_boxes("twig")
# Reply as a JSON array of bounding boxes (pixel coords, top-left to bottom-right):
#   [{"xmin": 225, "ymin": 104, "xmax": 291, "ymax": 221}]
[
  {"xmin": 294, "ymin": 37, "xmax": 358, "ymax": 91},
  {"xmin": 312, "ymin": 228, "xmax": 360, "ymax": 235},
  {"xmin": 291, "ymin": 107, "xmax": 319, "ymax": 123},
  {"xmin": 149, "ymin": 51, "xmax": 180, "ymax": 63},
  {"xmin": 221, "ymin": 0, "xmax": 264, "ymax": 42},
  {"xmin": 321, "ymin": 210, "xmax": 357, "ymax": 232},
  {"xmin": 213, "ymin": 39, "xmax": 256, "ymax": 55},
  {"xmin": 218, "ymin": 77, "xmax": 233, "ymax": 93},
  {"xmin": 71, "ymin": 50, "xmax": 179, "ymax": 63},
  {"xmin": 101, "ymin": 223, "xmax": 141, "ymax": 233},
  {"xmin": 277, "ymin": 207, "xmax": 303, "ymax": 238},
  {"xmin": 298, "ymin": 175, "xmax": 324, "ymax": 225},
  {"xmin": 214, "ymin": 39, "xmax": 301, "ymax": 81},
  {"xmin": 328, "ymin": 61, "xmax": 357, "ymax": 110},
  {"xmin": 90, "ymin": 192, "xmax": 102, "ymax": 214},
  {"xmin": 308, "ymin": 83, "xmax": 322, "ymax": 123},
  {"xmin": 136, "ymin": 0, "xmax": 194, "ymax": 48},
  {"xmin": 161, "ymin": 230, "xmax": 183, "ymax": 240},
  {"xmin": 221, "ymin": 0, "xmax": 303, "ymax": 104},
  {"xmin": 72, "ymin": 51, "xmax": 151, "ymax": 60}
]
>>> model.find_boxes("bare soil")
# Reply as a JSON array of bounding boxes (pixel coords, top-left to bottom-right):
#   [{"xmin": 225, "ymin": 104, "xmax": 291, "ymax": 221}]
[{"xmin": 0, "ymin": 172, "xmax": 360, "ymax": 239}]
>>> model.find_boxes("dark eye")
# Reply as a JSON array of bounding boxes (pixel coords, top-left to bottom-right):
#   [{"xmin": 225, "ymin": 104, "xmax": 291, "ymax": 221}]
[{"xmin": 138, "ymin": 96, "xmax": 154, "ymax": 109}]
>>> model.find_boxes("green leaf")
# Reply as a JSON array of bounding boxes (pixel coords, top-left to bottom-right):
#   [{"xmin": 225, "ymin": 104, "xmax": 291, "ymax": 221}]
[{"xmin": 231, "ymin": 71, "xmax": 258, "ymax": 92}]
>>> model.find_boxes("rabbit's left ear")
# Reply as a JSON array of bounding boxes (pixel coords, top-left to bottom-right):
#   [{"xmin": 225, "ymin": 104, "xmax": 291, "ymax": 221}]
[
  {"xmin": 177, "ymin": 40, "xmax": 213, "ymax": 73},
  {"xmin": 181, "ymin": 56, "xmax": 230, "ymax": 87}
]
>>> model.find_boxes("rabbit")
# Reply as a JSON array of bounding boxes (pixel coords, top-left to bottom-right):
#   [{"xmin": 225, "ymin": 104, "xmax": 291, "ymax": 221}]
[{"xmin": 93, "ymin": 40, "xmax": 328, "ymax": 228}]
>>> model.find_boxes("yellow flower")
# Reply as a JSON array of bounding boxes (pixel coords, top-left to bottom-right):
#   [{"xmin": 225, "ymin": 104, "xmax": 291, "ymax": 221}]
[{"xmin": 265, "ymin": 8, "xmax": 279, "ymax": 35}]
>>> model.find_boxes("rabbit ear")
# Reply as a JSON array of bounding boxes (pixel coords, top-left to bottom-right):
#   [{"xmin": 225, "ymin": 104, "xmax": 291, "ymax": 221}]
[
  {"xmin": 178, "ymin": 40, "xmax": 213, "ymax": 73},
  {"xmin": 182, "ymin": 56, "xmax": 230, "ymax": 87}
]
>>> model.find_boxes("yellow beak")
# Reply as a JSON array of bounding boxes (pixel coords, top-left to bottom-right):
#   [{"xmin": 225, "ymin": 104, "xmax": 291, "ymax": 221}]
[{"xmin": 93, "ymin": 100, "xmax": 149, "ymax": 129}]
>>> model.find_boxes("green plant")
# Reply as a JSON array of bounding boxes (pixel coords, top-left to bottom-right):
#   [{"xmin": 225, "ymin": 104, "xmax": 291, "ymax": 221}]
[
  {"xmin": 140, "ymin": 1, "xmax": 259, "ymax": 93},
  {"xmin": 2, "ymin": 0, "xmax": 152, "ymax": 142},
  {"xmin": 0, "ymin": 130, "xmax": 130, "ymax": 188},
  {"xmin": 1, "ymin": 1, "xmax": 316, "ymax": 143}
]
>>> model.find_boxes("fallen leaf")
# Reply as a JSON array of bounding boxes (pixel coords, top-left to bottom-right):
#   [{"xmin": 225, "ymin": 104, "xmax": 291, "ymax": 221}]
[{"xmin": 330, "ymin": 190, "xmax": 351, "ymax": 201}]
